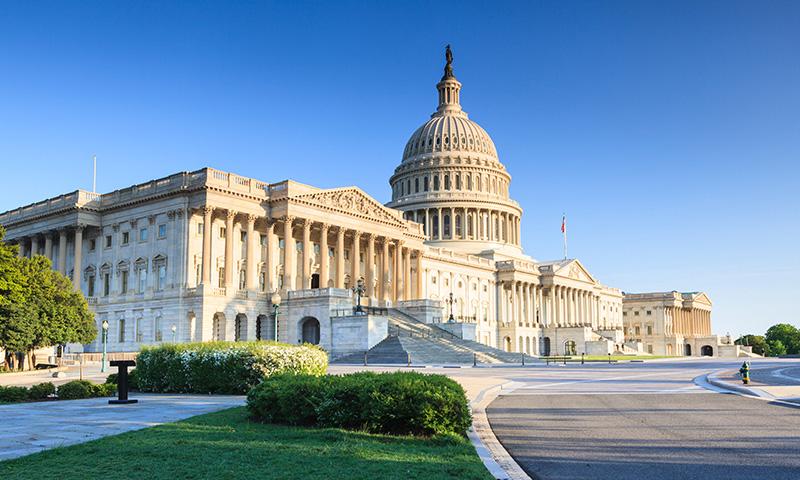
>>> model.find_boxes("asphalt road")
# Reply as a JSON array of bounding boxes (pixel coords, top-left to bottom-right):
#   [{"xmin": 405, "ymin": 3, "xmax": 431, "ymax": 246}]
[
  {"xmin": 486, "ymin": 359, "xmax": 800, "ymax": 480},
  {"xmin": 750, "ymin": 364, "xmax": 800, "ymax": 386}
]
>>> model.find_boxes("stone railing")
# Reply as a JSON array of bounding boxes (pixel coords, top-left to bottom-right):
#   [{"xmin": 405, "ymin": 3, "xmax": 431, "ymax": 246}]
[
  {"xmin": 287, "ymin": 287, "xmax": 352, "ymax": 300},
  {"xmin": 388, "ymin": 191, "xmax": 521, "ymax": 210},
  {"xmin": 0, "ymin": 189, "xmax": 102, "ymax": 225}
]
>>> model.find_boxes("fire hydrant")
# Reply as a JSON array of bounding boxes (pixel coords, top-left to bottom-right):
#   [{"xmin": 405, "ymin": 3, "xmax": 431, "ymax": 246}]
[{"xmin": 739, "ymin": 361, "xmax": 750, "ymax": 385}]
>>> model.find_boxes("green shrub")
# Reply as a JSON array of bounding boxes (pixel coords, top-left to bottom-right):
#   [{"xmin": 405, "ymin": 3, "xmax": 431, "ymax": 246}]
[
  {"xmin": 57, "ymin": 380, "xmax": 94, "ymax": 399},
  {"xmin": 104, "ymin": 369, "xmax": 138, "ymax": 390},
  {"xmin": 136, "ymin": 341, "xmax": 328, "ymax": 394},
  {"xmin": 0, "ymin": 385, "xmax": 30, "ymax": 403},
  {"xmin": 28, "ymin": 382, "xmax": 56, "ymax": 400},
  {"xmin": 57, "ymin": 380, "xmax": 115, "ymax": 400},
  {"xmin": 247, "ymin": 372, "xmax": 472, "ymax": 437}
]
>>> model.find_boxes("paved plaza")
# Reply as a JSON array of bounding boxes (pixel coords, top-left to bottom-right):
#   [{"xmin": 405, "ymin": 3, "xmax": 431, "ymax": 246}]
[{"xmin": 0, "ymin": 393, "xmax": 244, "ymax": 461}]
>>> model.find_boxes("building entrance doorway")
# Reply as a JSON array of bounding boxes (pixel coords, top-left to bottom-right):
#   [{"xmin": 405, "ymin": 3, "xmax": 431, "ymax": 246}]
[
  {"xmin": 311, "ymin": 273, "xmax": 320, "ymax": 289},
  {"xmin": 301, "ymin": 317, "xmax": 320, "ymax": 345},
  {"xmin": 701, "ymin": 345, "xmax": 713, "ymax": 356},
  {"xmin": 685, "ymin": 344, "xmax": 692, "ymax": 356},
  {"xmin": 543, "ymin": 337, "xmax": 551, "ymax": 356}
]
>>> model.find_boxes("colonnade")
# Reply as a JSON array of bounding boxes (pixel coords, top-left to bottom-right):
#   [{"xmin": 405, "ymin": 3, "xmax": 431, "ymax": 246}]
[
  {"xmin": 499, "ymin": 281, "xmax": 611, "ymax": 330},
  {"xmin": 15, "ymin": 226, "xmax": 84, "ymax": 289},
  {"xmin": 199, "ymin": 207, "xmax": 424, "ymax": 304},
  {"xmin": 668, "ymin": 307, "xmax": 711, "ymax": 336},
  {"xmin": 405, "ymin": 207, "xmax": 520, "ymax": 246}
]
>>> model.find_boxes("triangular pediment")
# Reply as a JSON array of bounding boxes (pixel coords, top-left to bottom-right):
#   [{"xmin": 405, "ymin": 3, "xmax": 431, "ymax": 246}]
[
  {"xmin": 555, "ymin": 259, "xmax": 597, "ymax": 284},
  {"xmin": 687, "ymin": 292, "xmax": 712, "ymax": 306},
  {"xmin": 291, "ymin": 187, "xmax": 406, "ymax": 227}
]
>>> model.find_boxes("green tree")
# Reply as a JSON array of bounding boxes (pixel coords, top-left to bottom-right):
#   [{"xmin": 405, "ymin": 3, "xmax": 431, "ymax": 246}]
[
  {"xmin": 768, "ymin": 339, "xmax": 787, "ymax": 356},
  {"xmin": 765, "ymin": 323, "xmax": 800, "ymax": 355},
  {"xmin": 0, "ymin": 230, "xmax": 96, "ymax": 370},
  {"xmin": 735, "ymin": 334, "xmax": 770, "ymax": 356}
]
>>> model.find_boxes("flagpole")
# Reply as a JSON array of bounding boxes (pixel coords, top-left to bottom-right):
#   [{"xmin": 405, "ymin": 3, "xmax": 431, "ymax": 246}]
[
  {"xmin": 562, "ymin": 213, "xmax": 567, "ymax": 260},
  {"xmin": 92, "ymin": 154, "xmax": 97, "ymax": 193}
]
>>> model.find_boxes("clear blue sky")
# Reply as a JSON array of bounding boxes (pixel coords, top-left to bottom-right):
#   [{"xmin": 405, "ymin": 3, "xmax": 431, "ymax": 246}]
[{"xmin": 1, "ymin": 1, "xmax": 798, "ymax": 336}]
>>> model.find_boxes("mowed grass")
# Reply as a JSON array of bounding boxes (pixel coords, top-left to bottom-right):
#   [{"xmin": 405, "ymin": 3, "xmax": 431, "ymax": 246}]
[{"xmin": 0, "ymin": 407, "xmax": 492, "ymax": 480}]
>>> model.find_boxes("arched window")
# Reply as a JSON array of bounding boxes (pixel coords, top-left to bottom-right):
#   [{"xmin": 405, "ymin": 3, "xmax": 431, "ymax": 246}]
[
  {"xmin": 432, "ymin": 214, "xmax": 439, "ymax": 238},
  {"xmin": 415, "ymin": 178, "xmax": 419, "ymax": 193},
  {"xmin": 433, "ymin": 175, "xmax": 440, "ymax": 191},
  {"xmin": 467, "ymin": 214, "xmax": 474, "ymax": 237},
  {"xmin": 455, "ymin": 174, "xmax": 461, "ymax": 190},
  {"xmin": 466, "ymin": 175, "xmax": 472, "ymax": 190},
  {"xmin": 153, "ymin": 255, "xmax": 167, "ymax": 291},
  {"xmin": 443, "ymin": 215, "xmax": 451, "ymax": 238},
  {"xmin": 455, "ymin": 214, "xmax": 462, "ymax": 238},
  {"xmin": 135, "ymin": 258, "xmax": 148, "ymax": 293},
  {"xmin": 444, "ymin": 174, "xmax": 450, "ymax": 190},
  {"xmin": 406, "ymin": 179, "xmax": 410, "ymax": 195},
  {"xmin": 423, "ymin": 176, "xmax": 429, "ymax": 191}
]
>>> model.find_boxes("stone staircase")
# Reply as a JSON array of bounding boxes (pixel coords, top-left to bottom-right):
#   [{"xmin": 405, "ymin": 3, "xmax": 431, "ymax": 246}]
[{"xmin": 332, "ymin": 309, "xmax": 535, "ymax": 365}]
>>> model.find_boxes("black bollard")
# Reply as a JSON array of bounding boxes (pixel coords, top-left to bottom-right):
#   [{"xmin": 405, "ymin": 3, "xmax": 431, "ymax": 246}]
[
  {"xmin": 109, "ymin": 360, "xmax": 138, "ymax": 404},
  {"xmin": 473, "ymin": 353, "xmax": 477, "ymax": 367},
  {"xmin": 407, "ymin": 352, "xmax": 411, "ymax": 367},
  {"xmin": 521, "ymin": 352, "xmax": 525, "ymax": 366},
  {"xmin": 581, "ymin": 353, "xmax": 585, "ymax": 365},
  {"xmin": 364, "ymin": 351, "xmax": 368, "ymax": 366}
]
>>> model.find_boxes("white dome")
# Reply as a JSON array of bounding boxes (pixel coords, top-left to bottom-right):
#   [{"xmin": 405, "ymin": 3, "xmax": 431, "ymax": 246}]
[{"xmin": 402, "ymin": 112, "xmax": 498, "ymax": 162}]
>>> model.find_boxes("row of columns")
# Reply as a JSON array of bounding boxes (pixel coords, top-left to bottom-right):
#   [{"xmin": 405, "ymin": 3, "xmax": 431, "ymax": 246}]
[
  {"xmin": 394, "ymin": 171, "xmax": 510, "ymax": 201},
  {"xmin": 199, "ymin": 207, "xmax": 425, "ymax": 304},
  {"xmin": 407, "ymin": 207, "xmax": 520, "ymax": 245},
  {"xmin": 669, "ymin": 307, "xmax": 711, "ymax": 336},
  {"xmin": 15, "ymin": 227, "xmax": 84, "ymax": 289},
  {"xmin": 500, "ymin": 282, "xmax": 609, "ymax": 330}
]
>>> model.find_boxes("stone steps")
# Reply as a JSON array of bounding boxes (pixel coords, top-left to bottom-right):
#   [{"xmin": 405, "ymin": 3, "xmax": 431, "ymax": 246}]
[{"xmin": 332, "ymin": 311, "xmax": 536, "ymax": 365}]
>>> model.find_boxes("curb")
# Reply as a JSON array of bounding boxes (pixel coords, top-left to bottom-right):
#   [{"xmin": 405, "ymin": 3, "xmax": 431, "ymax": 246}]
[
  {"xmin": 706, "ymin": 371, "xmax": 772, "ymax": 399},
  {"xmin": 468, "ymin": 381, "xmax": 532, "ymax": 480}
]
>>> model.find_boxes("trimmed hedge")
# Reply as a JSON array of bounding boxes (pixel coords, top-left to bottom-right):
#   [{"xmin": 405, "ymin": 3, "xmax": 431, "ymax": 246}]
[
  {"xmin": 57, "ymin": 380, "xmax": 116, "ymax": 400},
  {"xmin": 0, "ymin": 383, "xmax": 56, "ymax": 402},
  {"xmin": 0, "ymin": 385, "xmax": 30, "ymax": 403},
  {"xmin": 247, "ymin": 372, "xmax": 472, "ymax": 437},
  {"xmin": 136, "ymin": 341, "xmax": 328, "ymax": 394},
  {"xmin": 105, "ymin": 369, "xmax": 139, "ymax": 391}
]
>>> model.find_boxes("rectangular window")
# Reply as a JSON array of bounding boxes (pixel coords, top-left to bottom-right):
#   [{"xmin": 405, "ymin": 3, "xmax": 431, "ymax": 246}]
[
  {"xmin": 158, "ymin": 224, "xmax": 167, "ymax": 238},
  {"xmin": 121, "ymin": 271, "xmax": 129, "ymax": 294},
  {"xmin": 157, "ymin": 265, "xmax": 167, "ymax": 291},
  {"xmin": 138, "ymin": 269, "xmax": 147, "ymax": 293},
  {"xmin": 118, "ymin": 319, "xmax": 126, "ymax": 343},
  {"xmin": 105, "ymin": 235, "xmax": 112, "ymax": 248},
  {"xmin": 634, "ymin": 326, "xmax": 641, "ymax": 335},
  {"xmin": 647, "ymin": 344, "xmax": 654, "ymax": 354},
  {"xmin": 328, "ymin": 247, "xmax": 334, "ymax": 257},
  {"xmin": 259, "ymin": 272, "xmax": 266, "ymax": 292},
  {"xmin": 89, "ymin": 239, "xmax": 96, "ymax": 252},
  {"xmin": 122, "ymin": 232, "xmax": 130, "ymax": 245},
  {"xmin": 87, "ymin": 275, "xmax": 95, "ymax": 297},
  {"xmin": 634, "ymin": 311, "xmax": 640, "ymax": 316},
  {"xmin": 139, "ymin": 227, "xmax": 148, "ymax": 242},
  {"xmin": 220, "ymin": 227, "xmax": 226, "ymax": 238},
  {"xmin": 195, "ymin": 264, "xmax": 202, "ymax": 286},
  {"xmin": 218, "ymin": 267, "xmax": 225, "ymax": 288},
  {"xmin": 135, "ymin": 316, "xmax": 143, "ymax": 342},
  {"xmin": 197, "ymin": 223, "xmax": 204, "ymax": 235},
  {"xmin": 344, "ymin": 249, "xmax": 350, "ymax": 260},
  {"xmin": 239, "ymin": 270, "xmax": 246, "ymax": 290},
  {"xmin": 646, "ymin": 310, "xmax": 652, "ymax": 316},
  {"xmin": 646, "ymin": 325, "xmax": 653, "ymax": 335},
  {"xmin": 103, "ymin": 273, "xmax": 110, "ymax": 296}
]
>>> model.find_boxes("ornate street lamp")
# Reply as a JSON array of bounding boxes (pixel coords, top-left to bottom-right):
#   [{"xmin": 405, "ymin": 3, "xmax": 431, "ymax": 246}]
[
  {"xmin": 271, "ymin": 290, "xmax": 282, "ymax": 342},
  {"xmin": 100, "ymin": 320, "xmax": 109, "ymax": 373},
  {"xmin": 352, "ymin": 277, "xmax": 366, "ymax": 314},
  {"xmin": 171, "ymin": 324, "xmax": 177, "ymax": 343},
  {"xmin": 447, "ymin": 292, "xmax": 455, "ymax": 322}
]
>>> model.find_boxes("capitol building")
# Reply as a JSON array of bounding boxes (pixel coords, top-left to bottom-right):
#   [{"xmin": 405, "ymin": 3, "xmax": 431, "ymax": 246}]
[{"xmin": 0, "ymin": 49, "xmax": 736, "ymax": 361}]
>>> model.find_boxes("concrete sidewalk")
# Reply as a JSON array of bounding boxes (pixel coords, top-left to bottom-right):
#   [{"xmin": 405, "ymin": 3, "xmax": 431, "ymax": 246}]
[
  {"xmin": 707, "ymin": 370, "xmax": 800, "ymax": 404},
  {"xmin": 0, "ymin": 393, "xmax": 245, "ymax": 461}
]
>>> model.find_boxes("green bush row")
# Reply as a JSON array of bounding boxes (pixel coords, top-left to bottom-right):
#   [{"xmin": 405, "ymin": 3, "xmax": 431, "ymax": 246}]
[
  {"xmin": 135, "ymin": 341, "xmax": 328, "ymax": 394},
  {"xmin": 57, "ymin": 380, "xmax": 116, "ymax": 400},
  {"xmin": 0, "ymin": 382, "xmax": 56, "ymax": 402},
  {"xmin": 247, "ymin": 371, "xmax": 472, "ymax": 437},
  {"xmin": 104, "ymin": 369, "xmax": 139, "ymax": 391},
  {"xmin": 0, "ymin": 380, "xmax": 114, "ymax": 402}
]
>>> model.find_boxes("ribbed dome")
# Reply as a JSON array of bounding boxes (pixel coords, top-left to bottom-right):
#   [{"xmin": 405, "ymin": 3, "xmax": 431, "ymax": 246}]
[{"xmin": 402, "ymin": 113, "xmax": 498, "ymax": 162}]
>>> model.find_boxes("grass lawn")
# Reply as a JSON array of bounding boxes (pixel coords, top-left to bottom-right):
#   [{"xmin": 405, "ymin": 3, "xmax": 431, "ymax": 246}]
[
  {"xmin": 580, "ymin": 355, "xmax": 676, "ymax": 361},
  {"xmin": 0, "ymin": 407, "xmax": 492, "ymax": 479}
]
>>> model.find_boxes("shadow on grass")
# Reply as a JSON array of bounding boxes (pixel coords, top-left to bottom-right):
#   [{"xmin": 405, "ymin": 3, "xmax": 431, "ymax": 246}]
[{"xmin": 0, "ymin": 407, "xmax": 491, "ymax": 480}]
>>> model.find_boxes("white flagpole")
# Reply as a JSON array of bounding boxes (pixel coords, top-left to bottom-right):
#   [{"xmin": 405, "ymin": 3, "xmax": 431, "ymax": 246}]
[
  {"xmin": 92, "ymin": 154, "xmax": 97, "ymax": 192},
  {"xmin": 562, "ymin": 213, "xmax": 568, "ymax": 260}
]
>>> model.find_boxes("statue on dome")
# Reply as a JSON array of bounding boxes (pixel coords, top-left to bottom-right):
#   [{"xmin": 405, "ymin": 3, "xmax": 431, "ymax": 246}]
[{"xmin": 443, "ymin": 44, "xmax": 454, "ymax": 78}]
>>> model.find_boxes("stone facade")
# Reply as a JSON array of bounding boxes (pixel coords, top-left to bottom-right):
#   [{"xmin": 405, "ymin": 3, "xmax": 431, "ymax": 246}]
[
  {"xmin": 622, "ymin": 291, "xmax": 747, "ymax": 357},
  {"xmin": 1, "ymin": 49, "xmax": 671, "ymax": 359}
]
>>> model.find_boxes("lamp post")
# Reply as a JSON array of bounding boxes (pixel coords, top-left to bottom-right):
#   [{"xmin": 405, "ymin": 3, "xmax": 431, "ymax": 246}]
[
  {"xmin": 352, "ymin": 277, "xmax": 366, "ymax": 314},
  {"xmin": 447, "ymin": 292, "xmax": 455, "ymax": 322},
  {"xmin": 100, "ymin": 320, "xmax": 109, "ymax": 373},
  {"xmin": 171, "ymin": 324, "xmax": 177, "ymax": 343},
  {"xmin": 271, "ymin": 290, "xmax": 282, "ymax": 342}
]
